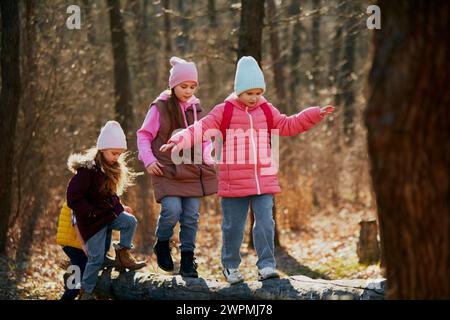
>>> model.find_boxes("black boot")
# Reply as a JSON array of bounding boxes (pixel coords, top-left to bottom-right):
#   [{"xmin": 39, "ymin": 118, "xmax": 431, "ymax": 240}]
[
  {"xmin": 153, "ymin": 239, "xmax": 174, "ymax": 272},
  {"xmin": 179, "ymin": 251, "xmax": 198, "ymax": 278}
]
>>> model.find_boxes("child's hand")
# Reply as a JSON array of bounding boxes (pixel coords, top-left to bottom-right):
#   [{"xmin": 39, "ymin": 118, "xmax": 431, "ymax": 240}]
[
  {"xmin": 146, "ymin": 161, "xmax": 165, "ymax": 176},
  {"xmin": 123, "ymin": 205, "xmax": 133, "ymax": 214},
  {"xmin": 320, "ymin": 105, "xmax": 335, "ymax": 117},
  {"xmin": 159, "ymin": 142, "xmax": 178, "ymax": 153}
]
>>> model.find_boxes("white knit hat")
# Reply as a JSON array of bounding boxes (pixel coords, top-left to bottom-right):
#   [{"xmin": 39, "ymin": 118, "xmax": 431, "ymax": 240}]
[{"xmin": 96, "ymin": 121, "xmax": 127, "ymax": 150}]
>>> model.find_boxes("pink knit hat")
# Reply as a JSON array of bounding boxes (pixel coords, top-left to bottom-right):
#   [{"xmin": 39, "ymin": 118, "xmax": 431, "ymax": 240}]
[
  {"xmin": 96, "ymin": 120, "xmax": 127, "ymax": 150},
  {"xmin": 168, "ymin": 56, "xmax": 198, "ymax": 89}
]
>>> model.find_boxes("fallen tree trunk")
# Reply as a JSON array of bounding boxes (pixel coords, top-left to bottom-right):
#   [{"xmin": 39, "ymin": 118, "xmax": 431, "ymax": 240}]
[{"xmin": 95, "ymin": 269, "xmax": 385, "ymax": 300}]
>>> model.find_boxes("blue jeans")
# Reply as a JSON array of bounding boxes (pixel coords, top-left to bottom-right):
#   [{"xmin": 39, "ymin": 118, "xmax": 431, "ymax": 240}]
[
  {"xmin": 156, "ymin": 196, "xmax": 200, "ymax": 252},
  {"xmin": 221, "ymin": 194, "xmax": 276, "ymax": 269},
  {"xmin": 60, "ymin": 230, "xmax": 111, "ymax": 300},
  {"xmin": 81, "ymin": 212, "xmax": 137, "ymax": 293}
]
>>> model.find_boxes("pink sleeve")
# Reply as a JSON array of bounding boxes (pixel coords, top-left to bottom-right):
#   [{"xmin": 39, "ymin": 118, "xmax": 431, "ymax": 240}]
[
  {"xmin": 270, "ymin": 104, "xmax": 324, "ymax": 136},
  {"xmin": 137, "ymin": 105, "xmax": 160, "ymax": 168},
  {"xmin": 202, "ymin": 141, "xmax": 215, "ymax": 165},
  {"xmin": 168, "ymin": 104, "xmax": 224, "ymax": 150}
]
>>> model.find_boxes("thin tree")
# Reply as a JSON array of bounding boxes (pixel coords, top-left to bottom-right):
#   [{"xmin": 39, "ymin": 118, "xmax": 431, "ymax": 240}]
[
  {"xmin": 237, "ymin": 0, "xmax": 264, "ymax": 62},
  {"xmin": 311, "ymin": 0, "xmax": 321, "ymax": 95},
  {"xmin": 163, "ymin": 0, "xmax": 172, "ymax": 75},
  {"xmin": 0, "ymin": 0, "xmax": 21, "ymax": 254},
  {"xmin": 129, "ymin": 0, "xmax": 157, "ymax": 252},
  {"xmin": 337, "ymin": 0, "xmax": 357, "ymax": 144},
  {"xmin": 267, "ymin": 0, "xmax": 287, "ymax": 113},
  {"xmin": 107, "ymin": 0, "xmax": 133, "ymax": 137},
  {"xmin": 365, "ymin": 0, "xmax": 450, "ymax": 299},
  {"xmin": 288, "ymin": 0, "xmax": 303, "ymax": 113}
]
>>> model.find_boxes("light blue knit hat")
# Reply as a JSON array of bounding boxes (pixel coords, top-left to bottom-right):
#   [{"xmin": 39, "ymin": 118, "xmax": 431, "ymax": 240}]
[{"xmin": 234, "ymin": 56, "xmax": 266, "ymax": 96}]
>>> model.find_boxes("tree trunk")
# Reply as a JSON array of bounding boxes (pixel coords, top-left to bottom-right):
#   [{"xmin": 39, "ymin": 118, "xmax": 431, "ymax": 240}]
[
  {"xmin": 0, "ymin": 0, "xmax": 21, "ymax": 254},
  {"xmin": 311, "ymin": 0, "xmax": 321, "ymax": 95},
  {"xmin": 288, "ymin": 0, "xmax": 303, "ymax": 112},
  {"xmin": 94, "ymin": 270, "xmax": 385, "ymax": 300},
  {"xmin": 13, "ymin": 0, "xmax": 45, "ymax": 257},
  {"xmin": 237, "ymin": 0, "xmax": 264, "ymax": 62},
  {"xmin": 338, "ymin": 1, "xmax": 357, "ymax": 144},
  {"xmin": 129, "ymin": 0, "xmax": 156, "ymax": 253},
  {"xmin": 207, "ymin": 0, "xmax": 217, "ymax": 28},
  {"xmin": 267, "ymin": 0, "xmax": 287, "ymax": 113},
  {"xmin": 176, "ymin": 0, "xmax": 191, "ymax": 54},
  {"xmin": 107, "ymin": 0, "xmax": 134, "ymax": 138},
  {"xmin": 365, "ymin": 0, "xmax": 450, "ymax": 299},
  {"xmin": 329, "ymin": 24, "xmax": 342, "ymax": 88},
  {"xmin": 206, "ymin": 0, "xmax": 217, "ymax": 105},
  {"xmin": 357, "ymin": 220, "xmax": 380, "ymax": 265},
  {"xmin": 82, "ymin": 0, "xmax": 96, "ymax": 44},
  {"xmin": 163, "ymin": 0, "xmax": 172, "ymax": 75}
]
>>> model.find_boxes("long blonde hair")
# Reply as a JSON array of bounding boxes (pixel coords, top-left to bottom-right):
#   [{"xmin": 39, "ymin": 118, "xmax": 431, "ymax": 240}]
[{"xmin": 67, "ymin": 147, "xmax": 138, "ymax": 196}]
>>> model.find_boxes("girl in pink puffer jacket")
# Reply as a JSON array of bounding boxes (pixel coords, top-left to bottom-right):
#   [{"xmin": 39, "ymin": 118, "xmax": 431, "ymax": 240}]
[{"xmin": 160, "ymin": 56, "xmax": 334, "ymax": 284}]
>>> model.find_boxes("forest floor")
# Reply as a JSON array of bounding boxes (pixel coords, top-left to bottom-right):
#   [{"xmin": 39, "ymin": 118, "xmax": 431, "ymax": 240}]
[{"xmin": 0, "ymin": 205, "xmax": 383, "ymax": 300}]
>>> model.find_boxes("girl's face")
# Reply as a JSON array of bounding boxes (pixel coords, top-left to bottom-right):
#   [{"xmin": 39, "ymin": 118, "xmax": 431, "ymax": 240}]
[
  {"xmin": 173, "ymin": 81, "xmax": 198, "ymax": 103},
  {"xmin": 238, "ymin": 89, "xmax": 264, "ymax": 107},
  {"xmin": 101, "ymin": 148, "xmax": 125, "ymax": 165}
]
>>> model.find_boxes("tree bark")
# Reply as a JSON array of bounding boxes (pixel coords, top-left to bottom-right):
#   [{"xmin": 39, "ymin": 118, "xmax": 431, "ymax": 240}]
[
  {"xmin": 338, "ymin": 1, "xmax": 357, "ymax": 144},
  {"xmin": 129, "ymin": 0, "xmax": 156, "ymax": 253},
  {"xmin": 0, "ymin": 0, "xmax": 21, "ymax": 254},
  {"xmin": 365, "ymin": 0, "xmax": 450, "ymax": 299},
  {"xmin": 357, "ymin": 220, "xmax": 380, "ymax": 265},
  {"xmin": 206, "ymin": 0, "xmax": 217, "ymax": 105},
  {"xmin": 288, "ymin": 0, "xmax": 303, "ymax": 112},
  {"xmin": 237, "ymin": 0, "xmax": 264, "ymax": 63},
  {"xmin": 208, "ymin": 0, "xmax": 217, "ymax": 28},
  {"xmin": 82, "ymin": 0, "xmax": 96, "ymax": 44},
  {"xmin": 311, "ymin": 0, "xmax": 321, "ymax": 95},
  {"xmin": 267, "ymin": 0, "xmax": 287, "ymax": 113},
  {"xmin": 95, "ymin": 270, "xmax": 385, "ymax": 300},
  {"xmin": 107, "ymin": 0, "xmax": 134, "ymax": 138},
  {"xmin": 176, "ymin": 0, "xmax": 191, "ymax": 54},
  {"xmin": 163, "ymin": 0, "xmax": 172, "ymax": 75},
  {"xmin": 329, "ymin": 24, "xmax": 342, "ymax": 88}
]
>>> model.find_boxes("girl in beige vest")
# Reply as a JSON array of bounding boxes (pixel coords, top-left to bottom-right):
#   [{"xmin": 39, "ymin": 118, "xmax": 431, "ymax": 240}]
[{"xmin": 137, "ymin": 57, "xmax": 217, "ymax": 277}]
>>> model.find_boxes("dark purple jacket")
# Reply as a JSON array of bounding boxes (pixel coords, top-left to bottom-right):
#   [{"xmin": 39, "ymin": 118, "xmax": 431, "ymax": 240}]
[{"xmin": 66, "ymin": 160, "xmax": 124, "ymax": 242}]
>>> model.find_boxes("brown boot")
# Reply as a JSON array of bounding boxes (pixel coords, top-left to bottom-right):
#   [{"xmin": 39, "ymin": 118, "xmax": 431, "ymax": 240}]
[{"xmin": 115, "ymin": 247, "xmax": 147, "ymax": 271}]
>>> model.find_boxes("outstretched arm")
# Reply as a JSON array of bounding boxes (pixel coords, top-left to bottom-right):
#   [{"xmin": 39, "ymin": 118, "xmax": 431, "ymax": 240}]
[{"xmin": 271, "ymin": 104, "xmax": 334, "ymax": 136}]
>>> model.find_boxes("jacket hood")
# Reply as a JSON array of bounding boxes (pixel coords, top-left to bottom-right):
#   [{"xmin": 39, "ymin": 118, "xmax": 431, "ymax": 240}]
[{"xmin": 67, "ymin": 149, "xmax": 97, "ymax": 173}]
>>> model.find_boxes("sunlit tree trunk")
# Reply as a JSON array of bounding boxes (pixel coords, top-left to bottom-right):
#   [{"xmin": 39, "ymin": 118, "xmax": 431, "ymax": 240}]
[{"xmin": 365, "ymin": 0, "xmax": 450, "ymax": 299}]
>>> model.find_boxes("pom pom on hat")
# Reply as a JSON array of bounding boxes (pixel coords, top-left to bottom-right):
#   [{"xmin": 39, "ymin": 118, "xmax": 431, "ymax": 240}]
[
  {"xmin": 168, "ymin": 56, "xmax": 198, "ymax": 89},
  {"xmin": 96, "ymin": 120, "xmax": 127, "ymax": 150}
]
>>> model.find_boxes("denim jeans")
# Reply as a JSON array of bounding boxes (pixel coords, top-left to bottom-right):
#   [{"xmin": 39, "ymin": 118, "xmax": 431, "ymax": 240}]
[
  {"xmin": 81, "ymin": 212, "xmax": 137, "ymax": 293},
  {"xmin": 221, "ymin": 194, "xmax": 276, "ymax": 269},
  {"xmin": 156, "ymin": 196, "xmax": 200, "ymax": 252},
  {"xmin": 60, "ymin": 229, "xmax": 111, "ymax": 300}
]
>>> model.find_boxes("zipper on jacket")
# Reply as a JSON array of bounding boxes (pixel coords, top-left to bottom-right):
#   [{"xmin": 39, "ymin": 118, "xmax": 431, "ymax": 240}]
[{"xmin": 245, "ymin": 107, "xmax": 261, "ymax": 195}]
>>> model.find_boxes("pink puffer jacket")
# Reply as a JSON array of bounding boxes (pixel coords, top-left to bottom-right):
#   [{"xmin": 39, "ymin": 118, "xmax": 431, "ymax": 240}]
[{"xmin": 168, "ymin": 94, "xmax": 324, "ymax": 198}]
